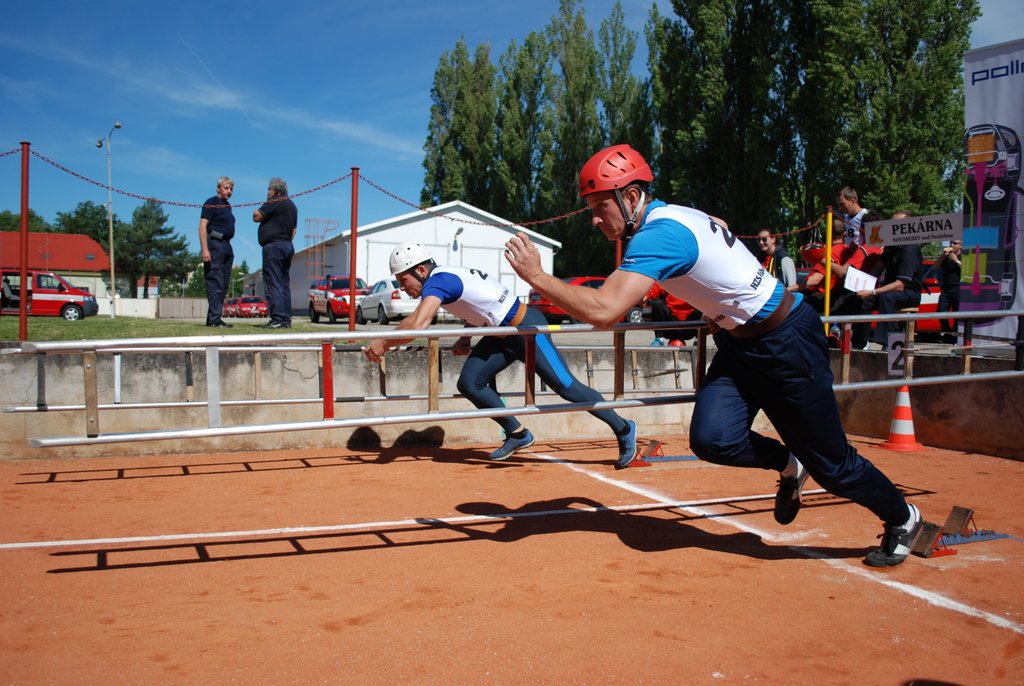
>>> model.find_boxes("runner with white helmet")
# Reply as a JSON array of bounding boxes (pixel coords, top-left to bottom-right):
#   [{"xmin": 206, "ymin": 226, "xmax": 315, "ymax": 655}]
[{"xmin": 365, "ymin": 242, "xmax": 639, "ymax": 466}]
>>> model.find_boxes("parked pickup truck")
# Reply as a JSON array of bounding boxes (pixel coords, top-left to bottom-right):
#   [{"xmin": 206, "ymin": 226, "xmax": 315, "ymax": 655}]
[{"xmin": 308, "ymin": 274, "xmax": 369, "ymax": 323}]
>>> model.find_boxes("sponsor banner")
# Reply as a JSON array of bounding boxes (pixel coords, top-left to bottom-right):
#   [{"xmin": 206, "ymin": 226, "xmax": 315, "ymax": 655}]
[
  {"xmin": 864, "ymin": 212, "xmax": 963, "ymax": 247},
  {"xmin": 963, "ymin": 38, "xmax": 1024, "ymax": 341}
]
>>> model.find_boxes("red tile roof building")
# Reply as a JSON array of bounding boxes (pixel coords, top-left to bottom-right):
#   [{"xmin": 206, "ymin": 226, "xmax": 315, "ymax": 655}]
[{"xmin": 0, "ymin": 231, "xmax": 110, "ymax": 272}]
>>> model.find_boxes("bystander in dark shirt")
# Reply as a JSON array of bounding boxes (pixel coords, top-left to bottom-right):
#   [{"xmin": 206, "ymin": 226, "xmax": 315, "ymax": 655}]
[{"xmin": 257, "ymin": 196, "xmax": 298, "ymax": 246}]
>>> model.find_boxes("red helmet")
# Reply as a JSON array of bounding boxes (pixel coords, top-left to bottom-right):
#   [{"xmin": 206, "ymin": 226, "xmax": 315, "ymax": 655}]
[
  {"xmin": 578, "ymin": 144, "xmax": 653, "ymax": 198},
  {"xmin": 800, "ymin": 243, "xmax": 827, "ymax": 264}
]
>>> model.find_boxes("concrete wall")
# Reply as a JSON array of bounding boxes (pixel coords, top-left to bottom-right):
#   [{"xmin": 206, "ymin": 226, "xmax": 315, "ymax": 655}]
[
  {"xmin": 1, "ymin": 343, "xmax": 1020, "ymax": 461},
  {"xmin": 0, "ymin": 344, "xmax": 704, "ymax": 461}
]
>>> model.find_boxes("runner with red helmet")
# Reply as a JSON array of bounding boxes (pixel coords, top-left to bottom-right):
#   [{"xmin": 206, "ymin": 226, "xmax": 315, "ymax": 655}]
[{"xmin": 505, "ymin": 144, "xmax": 923, "ymax": 567}]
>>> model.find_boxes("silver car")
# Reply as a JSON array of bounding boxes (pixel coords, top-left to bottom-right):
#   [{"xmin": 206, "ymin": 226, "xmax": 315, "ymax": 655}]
[{"xmin": 356, "ymin": 278, "xmax": 421, "ymax": 324}]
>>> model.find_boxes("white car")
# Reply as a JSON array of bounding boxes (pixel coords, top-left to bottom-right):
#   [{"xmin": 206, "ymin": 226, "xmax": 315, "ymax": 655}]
[{"xmin": 356, "ymin": 278, "xmax": 421, "ymax": 324}]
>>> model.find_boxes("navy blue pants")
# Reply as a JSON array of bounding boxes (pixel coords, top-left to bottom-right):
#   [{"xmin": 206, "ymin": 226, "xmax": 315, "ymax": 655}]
[
  {"xmin": 457, "ymin": 307, "xmax": 628, "ymax": 436},
  {"xmin": 204, "ymin": 239, "xmax": 233, "ymax": 325},
  {"xmin": 690, "ymin": 301, "xmax": 909, "ymax": 526},
  {"xmin": 262, "ymin": 241, "xmax": 294, "ymax": 324},
  {"xmin": 871, "ymin": 289, "xmax": 920, "ymax": 346},
  {"xmin": 937, "ymin": 289, "xmax": 959, "ymax": 333}
]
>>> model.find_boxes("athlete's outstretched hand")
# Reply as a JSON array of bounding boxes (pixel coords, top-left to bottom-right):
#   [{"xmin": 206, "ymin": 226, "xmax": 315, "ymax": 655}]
[{"xmin": 503, "ymin": 232, "xmax": 544, "ymax": 284}]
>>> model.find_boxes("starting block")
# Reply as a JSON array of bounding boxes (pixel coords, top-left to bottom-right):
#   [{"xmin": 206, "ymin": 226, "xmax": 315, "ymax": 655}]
[
  {"xmin": 629, "ymin": 440, "xmax": 700, "ymax": 467},
  {"xmin": 628, "ymin": 440, "xmax": 662, "ymax": 467},
  {"xmin": 911, "ymin": 506, "xmax": 981, "ymax": 558}
]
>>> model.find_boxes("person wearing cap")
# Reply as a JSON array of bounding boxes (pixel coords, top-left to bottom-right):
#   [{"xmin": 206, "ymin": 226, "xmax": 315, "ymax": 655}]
[
  {"xmin": 503, "ymin": 144, "xmax": 923, "ymax": 567},
  {"xmin": 363, "ymin": 242, "xmax": 639, "ymax": 467}
]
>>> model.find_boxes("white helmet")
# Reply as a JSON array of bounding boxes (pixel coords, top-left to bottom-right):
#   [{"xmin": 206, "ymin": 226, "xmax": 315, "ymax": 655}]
[{"xmin": 389, "ymin": 242, "xmax": 434, "ymax": 275}]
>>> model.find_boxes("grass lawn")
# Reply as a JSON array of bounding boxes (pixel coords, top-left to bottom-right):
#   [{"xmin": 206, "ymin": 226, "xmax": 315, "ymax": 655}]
[{"xmin": 0, "ymin": 315, "xmax": 365, "ymax": 343}]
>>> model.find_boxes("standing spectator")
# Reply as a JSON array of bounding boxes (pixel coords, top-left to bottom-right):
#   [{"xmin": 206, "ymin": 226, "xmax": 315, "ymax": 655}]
[
  {"xmin": 199, "ymin": 176, "xmax": 235, "ymax": 328},
  {"xmin": 253, "ymin": 177, "xmax": 297, "ymax": 329},
  {"xmin": 505, "ymin": 144, "xmax": 923, "ymax": 567},
  {"xmin": 836, "ymin": 186, "xmax": 881, "ymax": 248},
  {"xmin": 364, "ymin": 243, "xmax": 639, "ymax": 468},
  {"xmin": 933, "ymin": 239, "xmax": 963, "ymax": 342},
  {"xmin": 854, "ymin": 211, "xmax": 925, "ymax": 350},
  {"xmin": 756, "ymin": 229, "xmax": 797, "ymax": 288}
]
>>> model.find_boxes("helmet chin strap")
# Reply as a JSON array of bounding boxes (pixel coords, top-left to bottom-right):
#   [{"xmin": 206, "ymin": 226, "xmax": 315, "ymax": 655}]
[
  {"xmin": 615, "ymin": 189, "xmax": 646, "ymax": 237},
  {"xmin": 411, "ymin": 261, "xmax": 434, "ymax": 285}
]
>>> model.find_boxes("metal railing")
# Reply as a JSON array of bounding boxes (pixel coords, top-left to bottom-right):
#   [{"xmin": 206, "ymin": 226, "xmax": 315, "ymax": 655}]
[{"xmin": 3, "ymin": 310, "xmax": 1022, "ymax": 448}]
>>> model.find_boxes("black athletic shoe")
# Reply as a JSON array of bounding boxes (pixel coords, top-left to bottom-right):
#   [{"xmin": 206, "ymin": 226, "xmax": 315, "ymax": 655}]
[
  {"xmin": 774, "ymin": 458, "xmax": 809, "ymax": 525},
  {"xmin": 614, "ymin": 420, "xmax": 638, "ymax": 469},
  {"xmin": 207, "ymin": 321, "xmax": 233, "ymax": 328},
  {"xmin": 267, "ymin": 321, "xmax": 291, "ymax": 329},
  {"xmin": 864, "ymin": 504, "xmax": 923, "ymax": 567}
]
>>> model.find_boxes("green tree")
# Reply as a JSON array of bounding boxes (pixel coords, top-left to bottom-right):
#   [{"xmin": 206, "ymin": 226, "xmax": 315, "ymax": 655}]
[
  {"xmin": 843, "ymin": 0, "xmax": 979, "ymax": 215},
  {"xmin": 52, "ymin": 200, "xmax": 128, "ymax": 256},
  {"xmin": 120, "ymin": 199, "xmax": 193, "ymax": 299},
  {"xmin": 543, "ymin": 0, "xmax": 605, "ymax": 274},
  {"xmin": 229, "ymin": 259, "xmax": 250, "ymax": 297},
  {"xmin": 647, "ymin": 0, "xmax": 792, "ymax": 232},
  {"xmin": 492, "ymin": 31, "xmax": 555, "ymax": 222},
  {"xmin": 648, "ymin": 0, "xmax": 978, "ymax": 234},
  {"xmin": 0, "ymin": 209, "xmax": 51, "ymax": 232},
  {"xmin": 421, "ymin": 38, "xmax": 498, "ymax": 209},
  {"xmin": 597, "ymin": 2, "xmax": 653, "ymax": 153},
  {"xmin": 183, "ymin": 265, "xmax": 206, "ymax": 297}
]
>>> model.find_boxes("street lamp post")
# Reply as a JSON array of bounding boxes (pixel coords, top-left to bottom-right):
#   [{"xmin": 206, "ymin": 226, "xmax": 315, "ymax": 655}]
[{"xmin": 97, "ymin": 121, "xmax": 121, "ymax": 318}]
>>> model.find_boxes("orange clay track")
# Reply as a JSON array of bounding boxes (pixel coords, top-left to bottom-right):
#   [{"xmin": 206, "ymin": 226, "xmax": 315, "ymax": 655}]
[{"xmin": 1, "ymin": 432, "xmax": 1022, "ymax": 685}]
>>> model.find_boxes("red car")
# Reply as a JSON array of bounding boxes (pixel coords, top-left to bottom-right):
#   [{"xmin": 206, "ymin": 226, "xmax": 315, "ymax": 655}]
[
  {"xmin": 237, "ymin": 295, "xmax": 268, "ymax": 318},
  {"xmin": 222, "ymin": 297, "xmax": 240, "ymax": 318},
  {"xmin": 308, "ymin": 274, "xmax": 369, "ymax": 323},
  {"xmin": 529, "ymin": 276, "xmax": 646, "ymax": 324},
  {"xmin": 915, "ymin": 263, "xmax": 943, "ymax": 336}
]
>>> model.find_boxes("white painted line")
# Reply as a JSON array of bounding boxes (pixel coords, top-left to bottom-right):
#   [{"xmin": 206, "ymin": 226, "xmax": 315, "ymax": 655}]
[
  {"xmin": 533, "ymin": 451, "xmax": 1024, "ymax": 637},
  {"xmin": 535, "ymin": 453, "xmax": 798, "ymax": 542},
  {"xmin": 807, "ymin": 550, "xmax": 1024, "ymax": 635}
]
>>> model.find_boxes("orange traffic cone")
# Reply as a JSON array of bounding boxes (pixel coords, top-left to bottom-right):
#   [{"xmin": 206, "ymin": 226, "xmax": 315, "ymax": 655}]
[{"xmin": 879, "ymin": 385, "xmax": 924, "ymax": 451}]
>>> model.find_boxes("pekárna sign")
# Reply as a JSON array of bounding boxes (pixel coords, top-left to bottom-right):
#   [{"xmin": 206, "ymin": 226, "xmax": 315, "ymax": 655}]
[{"xmin": 864, "ymin": 212, "xmax": 963, "ymax": 247}]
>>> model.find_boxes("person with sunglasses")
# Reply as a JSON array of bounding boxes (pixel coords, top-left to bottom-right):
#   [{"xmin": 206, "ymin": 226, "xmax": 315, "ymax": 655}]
[
  {"xmin": 756, "ymin": 229, "xmax": 797, "ymax": 288},
  {"xmin": 934, "ymin": 239, "xmax": 963, "ymax": 342}
]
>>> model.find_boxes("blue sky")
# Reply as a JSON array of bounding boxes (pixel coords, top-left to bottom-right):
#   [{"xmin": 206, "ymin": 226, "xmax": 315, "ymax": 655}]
[{"xmin": 1, "ymin": 0, "xmax": 1021, "ymax": 275}]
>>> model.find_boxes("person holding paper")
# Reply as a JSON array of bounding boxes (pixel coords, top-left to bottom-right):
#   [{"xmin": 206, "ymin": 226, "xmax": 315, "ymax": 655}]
[{"xmin": 792, "ymin": 219, "xmax": 881, "ymax": 316}]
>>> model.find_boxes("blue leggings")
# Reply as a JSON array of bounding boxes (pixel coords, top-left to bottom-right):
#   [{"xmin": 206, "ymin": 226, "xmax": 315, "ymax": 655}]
[
  {"xmin": 689, "ymin": 302, "xmax": 909, "ymax": 526},
  {"xmin": 456, "ymin": 307, "xmax": 628, "ymax": 436}
]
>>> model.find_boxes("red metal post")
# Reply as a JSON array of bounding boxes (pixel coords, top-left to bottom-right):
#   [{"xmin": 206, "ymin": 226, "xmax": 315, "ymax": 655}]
[
  {"xmin": 18, "ymin": 142, "xmax": 30, "ymax": 341},
  {"xmin": 322, "ymin": 342, "xmax": 335, "ymax": 419},
  {"xmin": 348, "ymin": 167, "xmax": 359, "ymax": 333}
]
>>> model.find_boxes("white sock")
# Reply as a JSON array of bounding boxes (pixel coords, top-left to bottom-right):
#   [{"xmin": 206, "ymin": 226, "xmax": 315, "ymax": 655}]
[
  {"xmin": 902, "ymin": 504, "xmax": 919, "ymax": 529},
  {"xmin": 781, "ymin": 453, "xmax": 800, "ymax": 478}
]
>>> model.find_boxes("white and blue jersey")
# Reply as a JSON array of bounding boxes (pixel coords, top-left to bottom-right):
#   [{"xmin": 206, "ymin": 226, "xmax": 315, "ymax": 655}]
[
  {"xmin": 420, "ymin": 266, "xmax": 519, "ymax": 326},
  {"xmin": 428, "ymin": 264, "xmax": 630, "ymax": 438},
  {"xmin": 620, "ymin": 201, "xmax": 798, "ymax": 330},
  {"xmin": 842, "ymin": 208, "xmax": 868, "ymax": 247}
]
